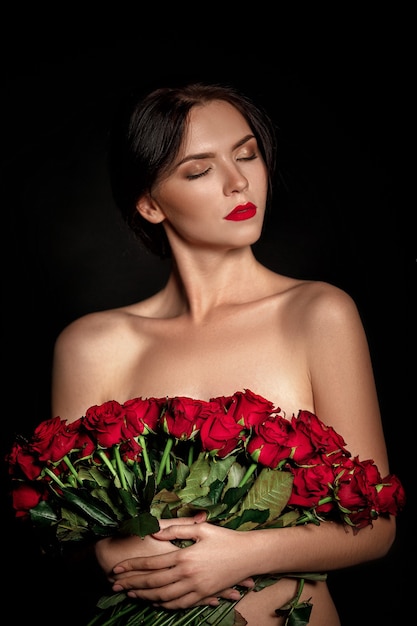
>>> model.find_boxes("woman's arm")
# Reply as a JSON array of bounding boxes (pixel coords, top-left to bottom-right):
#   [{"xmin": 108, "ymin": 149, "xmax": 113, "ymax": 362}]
[{"xmin": 109, "ymin": 286, "xmax": 396, "ymax": 609}]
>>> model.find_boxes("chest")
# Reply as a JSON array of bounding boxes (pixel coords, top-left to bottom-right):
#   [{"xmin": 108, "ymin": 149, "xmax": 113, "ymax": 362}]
[{"xmin": 117, "ymin": 306, "xmax": 312, "ymax": 415}]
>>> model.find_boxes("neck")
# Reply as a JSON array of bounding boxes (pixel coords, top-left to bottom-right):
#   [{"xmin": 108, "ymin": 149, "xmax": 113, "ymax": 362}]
[{"xmin": 160, "ymin": 246, "xmax": 267, "ymax": 322}]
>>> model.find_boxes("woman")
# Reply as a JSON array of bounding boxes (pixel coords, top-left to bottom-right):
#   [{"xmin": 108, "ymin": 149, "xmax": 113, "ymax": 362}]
[{"xmin": 51, "ymin": 82, "xmax": 396, "ymax": 625}]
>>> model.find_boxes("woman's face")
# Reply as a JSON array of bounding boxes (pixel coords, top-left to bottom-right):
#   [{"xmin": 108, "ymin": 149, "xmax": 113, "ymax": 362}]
[{"xmin": 147, "ymin": 100, "xmax": 268, "ymax": 252}]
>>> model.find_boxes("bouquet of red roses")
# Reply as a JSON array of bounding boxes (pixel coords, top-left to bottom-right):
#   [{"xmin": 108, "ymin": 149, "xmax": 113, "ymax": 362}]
[{"xmin": 6, "ymin": 389, "xmax": 406, "ymax": 626}]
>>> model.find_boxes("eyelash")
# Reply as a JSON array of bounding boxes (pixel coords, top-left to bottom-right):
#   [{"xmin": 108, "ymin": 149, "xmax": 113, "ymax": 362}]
[{"xmin": 186, "ymin": 154, "xmax": 258, "ymax": 180}]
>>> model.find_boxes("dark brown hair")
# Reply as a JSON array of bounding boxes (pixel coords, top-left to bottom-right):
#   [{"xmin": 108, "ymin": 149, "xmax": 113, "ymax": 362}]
[{"xmin": 108, "ymin": 82, "xmax": 277, "ymax": 258}]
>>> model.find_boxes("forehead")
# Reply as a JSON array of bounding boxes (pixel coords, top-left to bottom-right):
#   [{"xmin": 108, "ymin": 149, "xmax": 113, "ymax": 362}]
[{"xmin": 181, "ymin": 100, "xmax": 251, "ymax": 154}]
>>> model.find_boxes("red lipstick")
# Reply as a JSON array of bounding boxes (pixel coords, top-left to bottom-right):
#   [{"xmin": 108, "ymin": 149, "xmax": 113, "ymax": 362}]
[{"xmin": 225, "ymin": 202, "xmax": 257, "ymax": 221}]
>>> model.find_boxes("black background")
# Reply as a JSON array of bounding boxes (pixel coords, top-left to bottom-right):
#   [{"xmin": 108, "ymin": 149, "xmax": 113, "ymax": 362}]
[{"xmin": 3, "ymin": 40, "xmax": 414, "ymax": 624}]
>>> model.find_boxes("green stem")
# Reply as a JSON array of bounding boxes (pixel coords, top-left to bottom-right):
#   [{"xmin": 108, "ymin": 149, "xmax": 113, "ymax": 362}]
[
  {"xmin": 317, "ymin": 496, "xmax": 333, "ymax": 506},
  {"xmin": 187, "ymin": 444, "xmax": 194, "ymax": 467},
  {"xmin": 138, "ymin": 435, "xmax": 152, "ymax": 475},
  {"xmin": 136, "ymin": 463, "xmax": 144, "ymax": 481},
  {"xmin": 294, "ymin": 576, "xmax": 305, "ymax": 604},
  {"xmin": 150, "ymin": 610, "xmax": 178, "ymax": 625},
  {"xmin": 62, "ymin": 454, "xmax": 83, "ymax": 485},
  {"xmin": 238, "ymin": 461, "xmax": 257, "ymax": 487},
  {"xmin": 156, "ymin": 438, "xmax": 174, "ymax": 485},
  {"xmin": 96, "ymin": 449, "xmax": 117, "ymax": 478},
  {"xmin": 44, "ymin": 467, "xmax": 66, "ymax": 489},
  {"xmin": 296, "ymin": 496, "xmax": 333, "ymax": 525},
  {"xmin": 113, "ymin": 445, "xmax": 127, "ymax": 490},
  {"xmin": 86, "ymin": 602, "xmax": 147, "ymax": 626}
]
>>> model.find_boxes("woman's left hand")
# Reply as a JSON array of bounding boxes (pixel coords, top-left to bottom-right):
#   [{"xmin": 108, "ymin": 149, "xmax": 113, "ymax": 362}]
[{"xmin": 111, "ymin": 513, "xmax": 255, "ymax": 609}]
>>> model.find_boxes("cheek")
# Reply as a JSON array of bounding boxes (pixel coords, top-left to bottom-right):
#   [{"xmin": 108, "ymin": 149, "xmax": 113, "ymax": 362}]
[
  {"xmin": 255, "ymin": 164, "xmax": 269, "ymax": 198},
  {"xmin": 153, "ymin": 181, "xmax": 203, "ymax": 219},
  {"xmin": 156, "ymin": 182, "xmax": 218, "ymax": 228}
]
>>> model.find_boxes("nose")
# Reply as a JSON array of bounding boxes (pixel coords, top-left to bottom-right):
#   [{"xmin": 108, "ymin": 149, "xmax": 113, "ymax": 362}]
[{"xmin": 223, "ymin": 162, "xmax": 248, "ymax": 195}]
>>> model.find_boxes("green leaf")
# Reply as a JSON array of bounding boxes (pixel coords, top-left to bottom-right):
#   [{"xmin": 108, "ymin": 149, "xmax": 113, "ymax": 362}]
[
  {"xmin": 242, "ymin": 468, "xmax": 293, "ymax": 519},
  {"xmin": 79, "ymin": 466, "xmax": 112, "ymax": 488},
  {"xmin": 219, "ymin": 469, "xmax": 293, "ymax": 530},
  {"xmin": 152, "ymin": 503, "xmax": 174, "ymax": 520},
  {"xmin": 205, "ymin": 454, "xmax": 238, "ymax": 485},
  {"xmin": 61, "ymin": 506, "xmax": 90, "ymax": 531},
  {"xmin": 117, "ymin": 487, "xmax": 140, "ymax": 517},
  {"xmin": 220, "ymin": 484, "xmax": 251, "ymax": 511},
  {"xmin": 222, "ymin": 507, "xmax": 270, "ymax": 530},
  {"xmin": 29, "ymin": 500, "xmax": 60, "ymax": 527},
  {"xmin": 207, "ymin": 477, "xmax": 227, "ymax": 504},
  {"xmin": 95, "ymin": 593, "xmax": 128, "ymax": 610},
  {"xmin": 264, "ymin": 509, "xmax": 301, "ymax": 528},
  {"xmin": 118, "ymin": 511, "xmax": 160, "ymax": 538},
  {"xmin": 175, "ymin": 454, "xmax": 211, "ymax": 502},
  {"xmin": 253, "ymin": 574, "xmax": 285, "ymax": 591},
  {"xmin": 57, "ymin": 525, "xmax": 89, "ymax": 542},
  {"xmin": 89, "ymin": 486, "xmax": 124, "ymax": 520},
  {"xmin": 173, "ymin": 459, "xmax": 190, "ymax": 488},
  {"xmin": 142, "ymin": 472, "xmax": 157, "ymax": 507},
  {"xmin": 284, "ymin": 601, "xmax": 313, "ymax": 626},
  {"xmin": 177, "ymin": 501, "xmax": 228, "ymax": 519},
  {"xmin": 61, "ymin": 487, "xmax": 119, "ymax": 527},
  {"xmin": 153, "ymin": 487, "xmax": 182, "ymax": 504}
]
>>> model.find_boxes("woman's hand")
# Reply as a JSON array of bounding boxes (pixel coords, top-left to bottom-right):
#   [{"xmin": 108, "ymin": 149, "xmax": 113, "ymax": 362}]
[
  {"xmin": 94, "ymin": 529, "xmax": 178, "ymax": 579},
  {"xmin": 110, "ymin": 514, "xmax": 255, "ymax": 609}
]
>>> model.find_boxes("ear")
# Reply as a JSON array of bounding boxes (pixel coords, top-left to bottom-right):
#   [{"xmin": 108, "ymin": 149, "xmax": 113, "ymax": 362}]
[{"xmin": 136, "ymin": 194, "xmax": 166, "ymax": 224}]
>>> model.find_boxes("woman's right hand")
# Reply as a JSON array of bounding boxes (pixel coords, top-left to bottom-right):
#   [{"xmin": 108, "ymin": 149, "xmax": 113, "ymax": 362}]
[
  {"xmin": 95, "ymin": 531, "xmax": 179, "ymax": 580},
  {"xmin": 94, "ymin": 514, "xmax": 209, "ymax": 578},
  {"xmin": 95, "ymin": 514, "xmax": 253, "ymax": 608}
]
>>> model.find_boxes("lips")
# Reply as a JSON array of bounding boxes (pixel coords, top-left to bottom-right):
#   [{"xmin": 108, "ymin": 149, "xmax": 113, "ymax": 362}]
[{"xmin": 225, "ymin": 202, "xmax": 257, "ymax": 221}]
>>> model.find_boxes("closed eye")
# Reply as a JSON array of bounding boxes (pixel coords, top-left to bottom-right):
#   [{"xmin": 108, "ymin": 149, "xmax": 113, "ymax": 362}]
[
  {"xmin": 187, "ymin": 168, "xmax": 211, "ymax": 180},
  {"xmin": 237, "ymin": 153, "xmax": 258, "ymax": 162},
  {"xmin": 186, "ymin": 154, "xmax": 257, "ymax": 180}
]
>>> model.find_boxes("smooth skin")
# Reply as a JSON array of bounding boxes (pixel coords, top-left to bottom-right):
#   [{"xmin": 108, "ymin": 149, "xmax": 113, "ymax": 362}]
[{"xmin": 52, "ymin": 101, "xmax": 395, "ymax": 625}]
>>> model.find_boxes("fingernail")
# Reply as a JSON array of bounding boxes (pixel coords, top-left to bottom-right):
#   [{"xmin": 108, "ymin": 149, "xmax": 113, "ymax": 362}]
[{"xmin": 230, "ymin": 590, "xmax": 242, "ymax": 601}]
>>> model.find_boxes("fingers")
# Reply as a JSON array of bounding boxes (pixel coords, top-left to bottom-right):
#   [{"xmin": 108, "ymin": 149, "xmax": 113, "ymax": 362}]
[
  {"xmin": 235, "ymin": 577, "xmax": 255, "ymax": 589},
  {"xmin": 109, "ymin": 518, "xmax": 252, "ymax": 611},
  {"xmin": 156, "ymin": 511, "xmax": 207, "ymax": 531},
  {"xmin": 114, "ymin": 583, "xmax": 246, "ymax": 609},
  {"xmin": 112, "ymin": 574, "xmax": 209, "ymax": 608},
  {"xmin": 111, "ymin": 515, "xmax": 208, "ymax": 577},
  {"xmin": 151, "ymin": 523, "xmax": 201, "ymax": 544},
  {"xmin": 112, "ymin": 550, "xmax": 178, "ymax": 574}
]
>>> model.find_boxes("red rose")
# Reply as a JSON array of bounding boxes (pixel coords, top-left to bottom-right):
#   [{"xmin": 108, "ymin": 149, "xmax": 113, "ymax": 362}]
[
  {"xmin": 336, "ymin": 457, "xmax": 381, "ymax": 502},
  {"xmin": 122, "ymin": 396, "xmax": 164, "ymax": 439},
  {"xmin": 161, "ymin": 397, "xmax": 208, "ymax": 440},
  {"xmin": 42, "ymin": 418, "xmax": 84, "ymax": 463},
  {"xmin": 217, "ymin": 389, "xmax": 276, "ymax": 429},
  {"xmin": 30, "ymin": 416, "xmax": 67, "ymax": 461},
  {"xmin": 287, "ymin": 464, "xmax": 335, "ymax": 511},
  {"xmin": 246, "ymin": 415, "xmax": 296, "ymax": 468},
  {"xmin": 6, "ymin": 441, "xmax": 43, "ymax": 480},
  {"xmin": 119, "ymin": 437, "xmax": 144, "ymax": 463},
  {"xmin": 11, "ymin": 482, "xmax": 48, "ymax": 518},
  {"xmin": 84, "ymin": 400, "xmax": 126, "ymax": 447},
  {"xmin": 374, "ymin": 474, "xmax": 406, "ymax": 516},
  {"xmin": 199, "ymin": 407, "xmax": 245, "ymax": 458},
  {"xmin": 71, "ymin": 425, "xmax": 96, "ymax": 458},
  {"xmin": 335, "ymin": 457, "xmax": 379, "ymax": 528},
  {"xmin": 346, "ymin": 507, "xmax": 378, "ymax": 529},
  {"xmin": 291, "ymin": 411, "xmax": 349, "ymax": 465}
]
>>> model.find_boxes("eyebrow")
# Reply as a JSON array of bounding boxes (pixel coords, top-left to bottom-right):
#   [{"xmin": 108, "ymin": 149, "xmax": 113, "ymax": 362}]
[{"xmin": 175, "ymin": 134, "xmax": 256, "ymax": 167}]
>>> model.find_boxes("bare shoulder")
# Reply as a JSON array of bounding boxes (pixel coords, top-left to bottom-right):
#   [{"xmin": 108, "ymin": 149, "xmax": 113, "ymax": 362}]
[
  {"xmin": 279, "ymin": 277, "xmax": 362, "ymax": 335},
  {"xmin": 54, "ymin": 307, "xmax": 139, "ymax": 360},
  {"xmin": 52, "ymin": 302, "xmax": 152, "ymax": 421}
]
